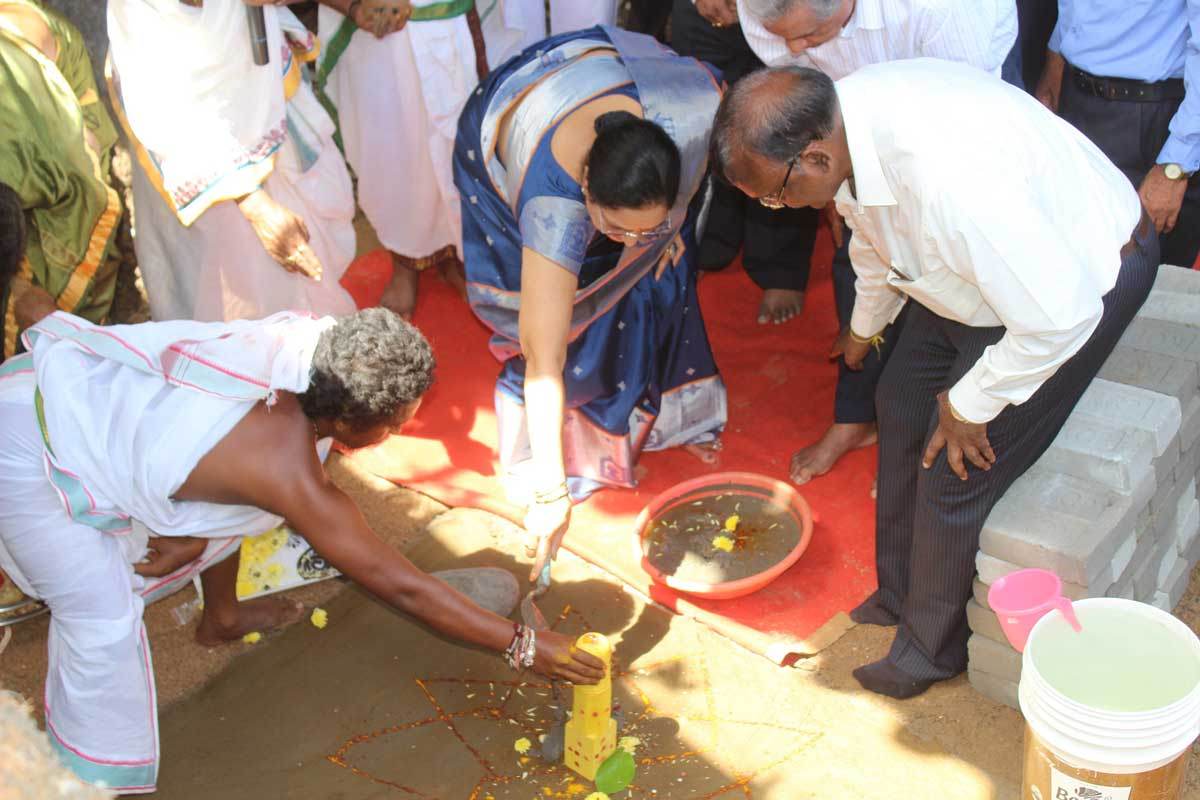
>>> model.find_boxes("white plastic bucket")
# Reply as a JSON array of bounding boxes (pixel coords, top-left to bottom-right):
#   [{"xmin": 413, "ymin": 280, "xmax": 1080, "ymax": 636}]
[{"xmin": 1019, "ymin": 598, "xmax": 1200, "ymax": 800}]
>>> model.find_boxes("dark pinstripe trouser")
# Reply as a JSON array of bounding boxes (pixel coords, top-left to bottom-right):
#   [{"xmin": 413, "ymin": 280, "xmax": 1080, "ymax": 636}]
[{"xmin": 873, "ymin": 223, "xmax": 1159, "ymax": 680}]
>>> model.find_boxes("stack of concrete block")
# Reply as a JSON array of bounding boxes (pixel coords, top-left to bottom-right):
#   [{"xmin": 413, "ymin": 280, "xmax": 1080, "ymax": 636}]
[{"xmin": 967, "ymin": 265, "xmax": 1200, "ymax": 710}]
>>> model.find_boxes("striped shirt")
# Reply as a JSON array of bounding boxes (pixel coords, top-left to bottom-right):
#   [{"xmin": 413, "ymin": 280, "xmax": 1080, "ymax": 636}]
[{"xmin": 735, "ymin": 0, "xmax": 1018, "ymax": 79}]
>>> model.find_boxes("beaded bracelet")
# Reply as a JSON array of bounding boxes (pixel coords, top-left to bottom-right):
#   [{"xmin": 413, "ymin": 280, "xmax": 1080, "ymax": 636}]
[{"xmin": 533, "ymin": 480, "xmax": 570, "ymax": 505}]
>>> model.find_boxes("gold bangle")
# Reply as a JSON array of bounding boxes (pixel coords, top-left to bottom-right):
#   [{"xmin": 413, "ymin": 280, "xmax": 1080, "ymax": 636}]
[{"xmin": 848, "ymin": 329, "xmax": 884, "ymax": 346}]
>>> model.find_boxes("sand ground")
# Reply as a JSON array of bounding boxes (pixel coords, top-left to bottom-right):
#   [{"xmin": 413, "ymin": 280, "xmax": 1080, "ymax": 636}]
[{"xmin": 3, "ymin": 456, "xmax": 1198, "ymax": 799}]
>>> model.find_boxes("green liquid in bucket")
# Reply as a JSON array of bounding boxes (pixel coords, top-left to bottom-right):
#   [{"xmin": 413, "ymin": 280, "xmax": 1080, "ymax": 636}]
[{"xmin": 1031, "ymin": 606, "xmax": 1200, "ymax": 712}]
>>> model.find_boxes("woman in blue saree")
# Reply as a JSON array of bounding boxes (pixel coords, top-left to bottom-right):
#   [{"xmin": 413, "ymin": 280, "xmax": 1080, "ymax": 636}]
[{"xmin": 453, "ymin": 26, "xmax": 726, "ymax": 576}]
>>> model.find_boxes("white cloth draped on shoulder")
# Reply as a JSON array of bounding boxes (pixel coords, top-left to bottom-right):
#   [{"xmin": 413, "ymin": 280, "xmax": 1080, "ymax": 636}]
[{"xmin": 109, "ymin": 0, "xmax": 356, "ymax": 321}]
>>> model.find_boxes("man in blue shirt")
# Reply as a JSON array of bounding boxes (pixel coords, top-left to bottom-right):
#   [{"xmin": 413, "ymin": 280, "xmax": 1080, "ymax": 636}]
[{"xmin": 1036, "ymin": 0, "xmax": 1200, "ymax": 266}]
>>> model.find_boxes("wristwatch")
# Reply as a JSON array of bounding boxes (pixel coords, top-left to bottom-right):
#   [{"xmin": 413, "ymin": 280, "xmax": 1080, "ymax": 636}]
[{"xmin": 1163, "ymin": 163, "xmax": 1193, "ymax": 181}]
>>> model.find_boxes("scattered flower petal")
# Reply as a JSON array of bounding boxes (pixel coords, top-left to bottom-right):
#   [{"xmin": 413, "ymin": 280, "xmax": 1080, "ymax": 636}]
[
  {"xmin": 310, "ymin": 608, "xmax": 328, "ymax": 629},
  {"xmin": 712, "ymin": 535, "xmax": 734, "ymax": 552},
  {"xmin": 585, "ymin": 794, "xmax": 610, "ymax": 800},
  {"xmin": 513, "ymin": 737, "xmax": 532, "ymax": 754},
  {"xmin": 618, "ymin": 735, "xmax": 641, "ymax": 754},
  {"xmin": 724, "ymin": 514, "xmax": 739, "ymax": 532},
  {"xmin": 242, "ymin": 631, "xmax": 262, "ymax": 644}
]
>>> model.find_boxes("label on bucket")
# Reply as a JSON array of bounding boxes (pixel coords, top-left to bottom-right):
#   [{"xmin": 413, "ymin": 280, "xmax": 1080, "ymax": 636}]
[{"xmin": 1048, "ymin": 767, "xmax": 1131, "ymax": 800}]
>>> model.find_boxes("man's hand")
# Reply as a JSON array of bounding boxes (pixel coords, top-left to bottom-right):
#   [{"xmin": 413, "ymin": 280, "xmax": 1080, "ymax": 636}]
[
  {"xmin": 237, "ymin": 189, "xmax": 323, "ymax": 279},
  {"xmin": 533, "ymin": 630, "xmax": 606, "ymax": 684},
  {"xmin": 922, "ymin": 391, "xmax": 995, "ymax": 481},
  {"xmin": 1139, "ymin": 164, "xmax": 1188, "ymax": 234},
  {"xmin": 10, "ymin": 276, "xmax": 58, "ymax": 330},
  {"xmin": 353, "ymin": 0, "xmax": 412, "ymax": 37},
  {"xmin": 134, "ymin": 536, "xmax": 206, "ymax": 578},
  {"xmin": 1035, "ymin": 50, "xmax": 1066, "ymax": 113},
  {"xmin": 830, "ymin": 328, "xmax": 871, "ymax": 371},
  {"xmin": 524, "ymin": 495, "xmax": 571, "ymax": 582},
  {"xmin": 654, "ymin": 232, "xmax": 685, "ymax": 279},
  {"xmin": 824, "ymin": 201, "xmax": 845, "ymax": 249},
  {"xmin": 695, "ymin": 0, "xmax": 738, "ymax": 27}
]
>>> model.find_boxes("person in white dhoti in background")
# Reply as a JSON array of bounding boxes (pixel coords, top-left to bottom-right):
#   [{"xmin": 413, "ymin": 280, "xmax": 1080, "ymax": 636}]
[
  {"xmin": 477, "ymin": 0, "xmax": 620, "ymax": 66},
  {"xmin": 315, "ymin": 0, "xmax": 486, "ymax": 318},
  {"xmin": 0, "ymin": 244, "xmax": 604, "ymax": 790},
  {"xmin": 107, "ymin": 0, "xmax": 358, "ymax": 323}
]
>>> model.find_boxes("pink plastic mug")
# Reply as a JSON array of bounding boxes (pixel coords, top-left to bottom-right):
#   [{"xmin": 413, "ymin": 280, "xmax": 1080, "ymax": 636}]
[{"xmin": 987, "ymin": 568, "xmax": 1082, "ymax": 652}]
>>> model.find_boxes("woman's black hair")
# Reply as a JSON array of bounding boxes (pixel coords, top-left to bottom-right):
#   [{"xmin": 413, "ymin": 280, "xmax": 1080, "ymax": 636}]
[{"xmin": 585, "ymin": 110, "xmax": 681, "ymax": 210}]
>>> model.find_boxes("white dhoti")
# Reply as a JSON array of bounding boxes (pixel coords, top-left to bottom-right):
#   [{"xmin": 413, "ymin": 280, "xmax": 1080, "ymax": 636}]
[
  {"xmin": 0, "ymin": 311, "xmax": 331, "ymax": 793},
  {"xmin": 317, "ymin": 5, "xmax": 477, "ymax": 262},
  {"xmin": 130, "ymin": 81, "xmax": 358, "ymax": 323},
  {"xmin": 479, "ymin": 0, "xmax": 618, "ymax": 60}
]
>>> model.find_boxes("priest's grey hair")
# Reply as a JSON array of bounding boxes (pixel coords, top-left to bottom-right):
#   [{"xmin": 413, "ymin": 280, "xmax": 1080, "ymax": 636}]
[{"xmin": 743, "ymin": 0, "xmax": 843, "ymax": 22}]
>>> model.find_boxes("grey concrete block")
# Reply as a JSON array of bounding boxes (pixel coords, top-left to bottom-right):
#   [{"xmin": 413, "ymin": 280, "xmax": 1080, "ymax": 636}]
[
  {"xmin": 1176, "ymin": 497, "xmax": 1200, "ymax": 555},
  {"xmin": 1118, "ymin": 319, "xmax": 1200, "ymax": 393},
  {"xmin": 1152, "ymin": 264, "xmax": 1200, "ymax": 295},
  {"xmin": 1040, "ymin": 413, "xmax": 1154, "ymax": 492},
  {"xmin": 1139, "ymin": 290, "xmax": 1200, "ymax": 331},
  {"xmin": 1188, "ymin": 530, "xmax": 1200, "ymax": 564},
  {"xmin": 1151, "ymin": 591, "xmax": 1173, "ymax": 612},
  {"xmin": 1108, "ymin": 533, "xmax": 1138, "ymax": 582},
  {"xmin": 1072, "ymin": 377, "xmax": 1182, "ymax": 456},
  {"xmin": 973, "ymin": 577, "xmax": 991, "ymax": 610},
  {"xmin": 980, "ymin": 465, "xmax": 1137, "ymax": 585},
  {"xmin": 1153, "ymin": 436, "xmax": 1182, "ymax": 488},
  {"xmin": 1134, "ymin": 536, "xmax": 1175, "ymax": 602},
  {"xmin": 966, "ymin": 598, "xmax": 1008, "ymax": 644},
  {"xmin": 1107, "ymin": 580, "xmax": 1137, "ymax": 600},
  {"xmin": 1176, "ymin": 478, "xmax": 1198, "ymax": 520},
  {"xmin": 1158, "ymin": 546, "xmax": 1183, "ymax": 587},
  {"xmin": 1178, "ymin": 440, "xmax": 1200, "ymax": 485},
  {"xmin": 975, "ymin": 552, "xmax": 1113, "ymax": 599},
  {"xmin": 1148, "ymin": 467, "xmax": 1187, "ymax": 518},
  {"xmin": 968, "ymin": 668, "xmax": 1020, "ymax": 710},
  {"xmin": 968, "ymin": 634, "xmax": 1022, "ymax": 683},
  {"xmin": 1098, "ymin": 346, "xmax": 1199, "ymax": 409},
  {"xmin": 1162, "ymin": 558, "xmax": 1191, "ymax": 610},
  {"xmin": 1183, "ymin": 395, "xmax": 1200, "ymax": 453}
]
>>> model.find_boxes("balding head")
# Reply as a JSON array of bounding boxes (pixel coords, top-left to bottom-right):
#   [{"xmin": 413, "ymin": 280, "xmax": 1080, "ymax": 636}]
[
  {"xmin": 744, "ymin": 0, "xmax": 843, "ymax": 23},
  {"xmin": 710, "ymin": 67, "xmax": 850, "ymax": 209}
]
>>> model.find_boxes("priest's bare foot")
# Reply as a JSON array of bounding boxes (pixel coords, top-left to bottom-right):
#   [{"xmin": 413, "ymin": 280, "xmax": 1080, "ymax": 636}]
[
  {"xmin": 195, "ymin": 596, "xmax": 306, "ymax": 646},
  {"xmin": 789, "ymin": 422, "xmax": 877, "ymax": 485},
  {"xmin": 684, "ymin": 440, "xmax": 722, "ymax": 465},
  {"xmin": 381, "ymin": 255, "xmax": 419, "ymax": 319},
  {"xmin": 440, "ymin": 256, "xmax": 467, "ymax": 301},
  {"xmin": 758, "ymin": 288, "xmax": 804, "ymax": 325}
]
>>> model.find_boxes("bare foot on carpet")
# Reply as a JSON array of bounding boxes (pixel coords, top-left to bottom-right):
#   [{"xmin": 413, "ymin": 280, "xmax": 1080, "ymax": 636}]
[
  {"xmin": 789, "ymin": 422, "xmax": 877, "ymax": 485},
  {"xmin": 382, "ymin": 255, "xmax": 420, "ymax": 319},
  {"xmin": 194, "ymin": 596, "xmax": 306, "ymax": 646},
  {"xmin": 758, "ymin": 288, "xmax": 804, "ymax": 325},
  {"xmin": 684, "ymin": 440, "xmax": 723, "ymax": 465},
  {"xmin": 440, "ymin": 257, "xmax": 467, "ymax": 301}
]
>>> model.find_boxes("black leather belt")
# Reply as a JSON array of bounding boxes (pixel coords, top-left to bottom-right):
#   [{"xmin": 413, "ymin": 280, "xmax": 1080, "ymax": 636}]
[{"xmin": 1070, "ymin": 65, "xmax": 1185, "ymax": 103}]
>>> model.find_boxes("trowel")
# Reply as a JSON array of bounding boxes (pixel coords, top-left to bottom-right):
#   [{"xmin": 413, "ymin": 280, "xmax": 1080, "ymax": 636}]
[{"xmin": 520, "ymin": 561, "xmax": 569, "ymax": 762}]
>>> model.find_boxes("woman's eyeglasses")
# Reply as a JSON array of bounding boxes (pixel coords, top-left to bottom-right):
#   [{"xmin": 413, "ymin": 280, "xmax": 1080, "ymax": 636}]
[
  {"xmin": 758, "ymin": 155, "xmax": 798, "ymax": 210},
  {"xmin": 596, "ymin": 210, "xmax": 674, "ymax": 245}
]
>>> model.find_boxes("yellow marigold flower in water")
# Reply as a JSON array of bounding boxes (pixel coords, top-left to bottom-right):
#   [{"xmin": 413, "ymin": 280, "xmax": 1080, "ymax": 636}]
[
  {"xmin": 618, "ymin": 735, "xmax": 640, "ymax": 754},
  {"xmin": 724, "ymin": 514, "xmax": 739, "ymax": 532},
  {"xmin": 513, "ymin": 737, "xmax": 532, "ymax": 754},
  {"xmin": 310, "ymin": 608, "xmax": 328, "ymax": 629},
  {"xmin": 712, "ymin": 535, "xmax": 734, "ymax": 552},
  {"xmin": 585, "ymin": 793, "xmax": 610, "ymax": 800},
  {"xmin": 242, "ymin": 631, "xmax": 262, "ymax": 644}
]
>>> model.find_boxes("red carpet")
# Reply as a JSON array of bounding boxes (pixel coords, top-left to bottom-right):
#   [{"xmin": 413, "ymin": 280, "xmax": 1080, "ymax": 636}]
[{"xmin": 340, "ymin": 231, "xmax": 877, "ymax": 663}]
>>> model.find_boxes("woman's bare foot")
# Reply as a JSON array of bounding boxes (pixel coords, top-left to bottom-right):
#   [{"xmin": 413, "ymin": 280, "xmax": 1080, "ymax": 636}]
[
  {"xmin": 684, "ymin": 440, "xmax": 723, "ymax": 465},
  {"xmin": 135, "ymin": 536, "xmax": 206, "ymax": 578},
  {"xmin": 194, "ymin": 596, "xmax": 306, "ymax": 647},
  {"xmin": 381, "ymin": 255, "xmax": 420, "ymax": 319},
  {"xmin": 758, "ymin": 288, "xmax": 805, "ymax": 325},
  {"xmin": 439, "ymin": 256, "xmax": 467, "ymax": 301},
  {"xmin": 789, "ymin": 422, "xmax": 877, "ymax": 485}
]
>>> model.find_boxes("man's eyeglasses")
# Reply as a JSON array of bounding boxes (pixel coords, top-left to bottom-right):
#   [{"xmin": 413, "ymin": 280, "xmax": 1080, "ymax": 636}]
[
  {"xmin": 758, "ymin": 155, "xmax": 798, "ymax": 210},
  {"xmin": 596, "ymin": 209, "xmax": 674, "ymax": 246}
]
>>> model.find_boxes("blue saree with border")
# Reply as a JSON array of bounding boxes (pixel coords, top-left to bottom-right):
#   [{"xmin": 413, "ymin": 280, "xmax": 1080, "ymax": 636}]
[{"xmin": 453, "ymin": 26, "xmax": 726, "ymax": 499}]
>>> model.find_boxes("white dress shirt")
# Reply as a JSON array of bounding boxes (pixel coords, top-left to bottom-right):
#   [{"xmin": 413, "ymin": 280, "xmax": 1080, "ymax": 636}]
[
  {"xmin": 833, "ymin": 60, "xmax": 1142, "ymax": 423},
  {"xmin": 736, "ymin": 0, "xmax": 1017, "ymax": 78}
]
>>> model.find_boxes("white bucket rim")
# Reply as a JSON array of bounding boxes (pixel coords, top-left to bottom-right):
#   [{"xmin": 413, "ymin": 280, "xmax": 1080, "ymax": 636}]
[
  {"xmin": 1023, "ymin": 598, "xmax": 1200, "ymax": 715},
  {"xmin": 1021, "ymin": 663, "xmax": 1200, "ymax": 726}
]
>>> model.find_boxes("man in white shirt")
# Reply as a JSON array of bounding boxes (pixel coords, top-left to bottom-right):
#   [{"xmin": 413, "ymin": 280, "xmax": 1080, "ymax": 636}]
[
  {"xmin": 734, "ymin": 0, "xmax": 1017, "ymax": 492},
  {"xmin": 711, "ymin": 60, "xmax": 1155, "ymax": 697}
]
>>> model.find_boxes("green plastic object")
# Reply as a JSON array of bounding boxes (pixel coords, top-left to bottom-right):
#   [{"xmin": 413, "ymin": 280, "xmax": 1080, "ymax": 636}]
[{"xmin": 594, "ymin": 749, "xmax": 636, "ymax": 794}]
